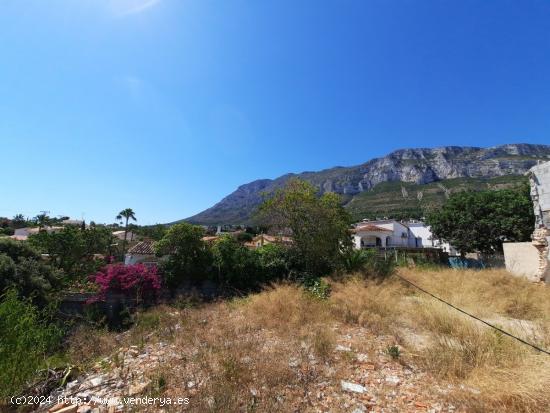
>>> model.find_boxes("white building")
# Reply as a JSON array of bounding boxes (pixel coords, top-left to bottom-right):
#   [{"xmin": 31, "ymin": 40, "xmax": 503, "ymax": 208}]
[
  {"xmin": 113, "ymin": 230, "xmax": 137, "ymax": 242},
  {"xmin": 353, "ymin": 220, "xmax": 414, "ymax": 249},
  {"xmin": 11, "ymin": 226, "xmax": 63, "ymax": 241},
  {"xmin": 124, "ymin": 240, "xmax": 157, "ymax": 266},
  {"xmin": 406, "ymin": 221, "xmax": 458, "ymax": 255},
  {"xmin": 352, "ymin": 219, "xmax": 457, "ymax": 255}
]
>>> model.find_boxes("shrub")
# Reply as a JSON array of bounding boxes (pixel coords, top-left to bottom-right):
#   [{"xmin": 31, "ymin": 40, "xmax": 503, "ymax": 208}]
[
  {"xmin": 0, "ymin": 238, "xmax": 39, "ymax": 262},
  {"xmin": 0, "ymin": 251, "xmax": 60, "ymax": 306},
  {"xmin": 360, "ymin": 249, "xmax": 395, "ymax": 278},
  {"xmin": 304, "ymin": 277, "xmax": 331, "ymax": 300},
  {"xmin": 386, "ymin": 345, "xmax": 401, "ymax": 360},
  {"xmin": 0, "ymin": 289, "xmax": 62, "ymax": 398},
  {"xmin": 256, "ymin": 179, "xmax": 352, "ymax": 277},
  {"xmin": 211, "ymin": 236, "xmax": 259, "ymax": 290},
  {"xmin": 254, "ymin": 243, "xmax": 290, "ymax": 282},
  {"xmin": 155, "ymin": 223, "xmax": 211, "ymax": 289},
  {"xmin": 89, "ymin": 263, "xmax": 161, "ymax": 303},
  {"xmin": 341, "ymin": 248, "xmax": 395, "ymax": 278}
]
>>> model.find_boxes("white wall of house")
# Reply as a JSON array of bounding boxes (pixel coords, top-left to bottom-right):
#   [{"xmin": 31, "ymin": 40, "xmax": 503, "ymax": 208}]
[
  {"xmin": 353, "ymin": 232, "xmax": 392, "ymax": 248},
  {"xmin": 367, "ymin": 220, "xmax": 412, "ymax": 247},
  {"xmin": 113, "ymin": 231, "xmax": 136, "ymax": 241},
  {"xmin": 353, "ymin": 220, "xmax": 458, "ymax": 254},
  {"xmin": 124, "ymin": 253, "xmax": 155, "ymax": 265},
  {"xmin": 407, "ymin": 222, "xmax": 458, "ymax": 255}
]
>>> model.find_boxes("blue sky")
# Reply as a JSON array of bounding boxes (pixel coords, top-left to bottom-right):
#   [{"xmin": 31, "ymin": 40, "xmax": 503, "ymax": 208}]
[{"xmin": 1, "ymin": 0, "xmax": 549, "ymax": 224}]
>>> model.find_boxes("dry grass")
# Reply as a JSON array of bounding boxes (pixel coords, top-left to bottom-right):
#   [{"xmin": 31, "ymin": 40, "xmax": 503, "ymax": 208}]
[
  {"xmin": 64, "ymin": 268, "xmax": 550, "ymax": 412},
  {"xmin": 330, "ymin": 276, "xmax": 406, "ymax": 333},
  {"xmin": 399, "ymin": 268, "xmax": 550, "ymax": 412}
]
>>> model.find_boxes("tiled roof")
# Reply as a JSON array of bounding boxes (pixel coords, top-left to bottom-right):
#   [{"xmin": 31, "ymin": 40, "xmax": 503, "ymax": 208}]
[
  {"xmin": 353, "ymin": 224, "xmax": 392, "ymax": 233},
  {"xmin": 201, "ymin": 236, "xmax": 220, "ymax": 242},
  {"xmin": 127, "ymin": 240, "xmax": 156, "ymax": 255}
]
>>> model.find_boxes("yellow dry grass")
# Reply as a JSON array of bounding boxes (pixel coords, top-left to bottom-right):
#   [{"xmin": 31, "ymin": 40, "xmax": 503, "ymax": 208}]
[
  {"xmin": 398, "ymin": 267, "xmax": 550, "ymax": 413},
  {"xmin": 66, "ymin": 268, "xmax": 550, "ymax": 412}
]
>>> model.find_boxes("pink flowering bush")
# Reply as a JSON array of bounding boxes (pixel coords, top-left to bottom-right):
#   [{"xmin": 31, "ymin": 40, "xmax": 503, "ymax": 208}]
[{"xmin": 88, "ymin": 263, "xmax": 161, "ymax": 303}]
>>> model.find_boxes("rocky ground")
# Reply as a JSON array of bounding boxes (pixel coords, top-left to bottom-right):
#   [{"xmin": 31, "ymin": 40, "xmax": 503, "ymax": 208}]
[{"xmin": 37, "ymin": 320, "xmax": 466, "ymax": 413}]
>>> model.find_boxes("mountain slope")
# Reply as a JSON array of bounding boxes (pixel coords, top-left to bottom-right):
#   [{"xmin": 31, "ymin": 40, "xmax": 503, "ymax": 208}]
[{"xmin": 185, "ymin": 144, "xmax": 550, "ymax": 225}]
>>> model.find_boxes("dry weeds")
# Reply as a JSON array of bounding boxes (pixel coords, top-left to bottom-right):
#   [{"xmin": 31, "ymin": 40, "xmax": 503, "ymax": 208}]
[{"xmin": 62, "ymin": 268, "xmax": 550, "ymax": 412}]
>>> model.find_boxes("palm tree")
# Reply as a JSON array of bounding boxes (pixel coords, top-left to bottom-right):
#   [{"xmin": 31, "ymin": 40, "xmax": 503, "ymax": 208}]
[{"xmin": 116, "ymin": 208, "xmax": 137, "ymax": 257}]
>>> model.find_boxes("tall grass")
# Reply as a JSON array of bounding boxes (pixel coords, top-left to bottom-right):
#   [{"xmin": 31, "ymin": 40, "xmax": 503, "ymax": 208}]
[{"xmin": 60, "ymin": 268, "xmax": 550, "ymax": 413}]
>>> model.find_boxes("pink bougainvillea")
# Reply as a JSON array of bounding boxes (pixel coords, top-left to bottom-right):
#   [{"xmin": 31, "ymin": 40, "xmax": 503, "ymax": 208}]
[{"xmin": 88, "ymin": 263, "xmax": 161, "ymax": 303}]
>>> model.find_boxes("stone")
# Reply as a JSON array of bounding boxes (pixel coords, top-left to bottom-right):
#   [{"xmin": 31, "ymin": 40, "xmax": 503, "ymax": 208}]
[
  {"xmin": 48, "ymin": 403, "xmax": 69, "ymax": 413},
  {"xmin": 54, "ymin": 406, "xmax": 78, "ymax": 413},
  {"xmin": 356, "ymin": 353, "xmax": 369, "ymax": 362},
  {"xmin": 89, "ymin": 377, "xmax": 103, "ymax": 387},
  {"xmin": 335, "ymin": 344, "xmax": 352, "ymax": 352},
  {"xmin": 128, "ymin": 380, "xmax": 151, "ymax": 396},
  {"xmin": 341, "ymin": 381, "xmax": 367, "ymax": 394},
  {"xmin": 66, "ymin": 380, "xmax": 79, "ymax": 391},
  {"xmin": 385, "ymin": 375, "xmax": 401, "ymax": 386}
]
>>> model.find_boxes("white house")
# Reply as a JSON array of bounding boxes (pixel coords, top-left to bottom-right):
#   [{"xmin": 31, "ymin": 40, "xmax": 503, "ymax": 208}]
[
  {"xmin": 352, "ymin": 219, "xmax": 457, "ymax": 254},
  {"xmin": 353, "ymin": 219, "xmax": 416, "ymax": 249},
  {"xmin": 113, "ymin": 230, "xmax": 137, "ymax": 242},
  {"xmin": 11, "ymin": 226, "xmax": 63, "ymax": 241},
  {"xmin": 124, "ymin": 240, "xmax": 157, "ymax": 266},
  {"xmin": 406, "ymin": 221, "xmax": 458, "ymax": 255}
]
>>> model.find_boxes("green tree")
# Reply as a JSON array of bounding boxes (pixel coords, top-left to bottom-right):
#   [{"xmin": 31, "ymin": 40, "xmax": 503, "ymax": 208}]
[
  {"xmin": 426, "ymin": 186, "xmax": 534, "ymax": 255},
  {"xmin": 155, "ymin": 223, "xmax": 211, "ymax": 289},
  {"xmin": 11, "ymin": 214, "xmax": 27, "ymax": 229},
  {"xmin": 34, "ymin": 213, "xmax": 51, "ymax": 229},
  {"xmin": 0, "ymin": 239, "xmax": 60, "ymax": 305},
  {"xmin": 116, "ymin": 208, "xmax": 137, "ymax": 257},
  {"xmin": 28, "ymin": 226, "xmax": 110, "ymax": 277},
  {"xmin": 211, "ymin": 235, "xmax": 259, "ymax": 289},
  {"xmin": 135, "ymin": 224, "xmax": 168, "ymax": 241},
  {"xmin": 0, "ymin": 237, "xmax": 39, "ymax": 262},
  {"xmin": 257, "ymin": 179, "xmax": 352, "ymax": 277},
  {"xmin": 254, "ymin": 243, "xmax": 290, "ymax": 282}
]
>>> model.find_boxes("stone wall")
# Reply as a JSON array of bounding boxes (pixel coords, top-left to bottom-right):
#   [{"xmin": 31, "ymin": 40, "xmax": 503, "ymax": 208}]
[{"xmin": 528, "ymin": 161, "xmax": 550, "ymax": 282}]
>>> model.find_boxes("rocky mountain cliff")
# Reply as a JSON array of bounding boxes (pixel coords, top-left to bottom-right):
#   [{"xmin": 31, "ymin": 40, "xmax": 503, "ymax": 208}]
[{"xmin": 185, "ymin": 144, "xmax": 550, "ymax": 225}]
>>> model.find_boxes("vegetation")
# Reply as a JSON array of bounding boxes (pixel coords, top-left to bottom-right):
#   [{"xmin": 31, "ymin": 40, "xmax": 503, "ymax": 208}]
[
  {"xmin": 0, "ymin": 238, "xmax": 61, "ymax": 305},
  {"xmin": 155, "ymin": 222, "xmax": 211, "ymax": 289},
  {"xmin": 345, "ymin": 175, "xmax": 528, "ymax": 221},
  {"xmin": 257, "ymin": 179, "xmax": 352, "ymax": 277},
  {"xmin": 133, "ymin": 223, "xmax": 168, "ymax": 241},
  {"xmin": 0, "ymin": 289, "xmax": 62, "ymax": 399},
  {"xmin": 1, "ymin": 185, "xmax": 543, "ymax": 411},
  {"xmin": 211, "ymin": 235, "xmax": 259, "ymax": 290},
  {"xmin": 116, "ymin": 208, "xmax": 137, "ymax": 257},
  {"xmin": 28, "ymin": 225, "xmax": 112, "ymax": 277},
  {"xmin": 426, "ymin": 186, "xmax": 534, "ymax": 254},
  {"xmin": 89, "ymin": 263, "xmax": 161, "ymax": 303},
  {"xmin": 54, "ymin": 267, "xmax": 550, "ymax": 413}
]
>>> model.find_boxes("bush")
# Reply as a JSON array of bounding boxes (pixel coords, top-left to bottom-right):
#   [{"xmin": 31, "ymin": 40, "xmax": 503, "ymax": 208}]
[
  {"xmin": 304, "ymin": 277, "xmax": 331, "ymax": 300},
  {"xmin": 254, "ymin": 243, "xmax": 290, "ymax": 283},
  {"xmin": 155, "ymin": 223, "xmax": 211, "ymax": 289},
  {"xmin": 0, "ymin": 289, "xmax": 62, "ymax": 398},
  {"xmin": 341, "ymin": 248, "xmax": 395, "ymax": 278},
  {"xmin": 211, "ymin": 236, "xmax": 260, "ymax": 290},
  {"xmin": 89, "ymin": 263, "xmax": 161, "ymax": 303},
  {"xmin": 0, "ymin": 250, "xmax": 61, "ymax": 306},
  {"xmin": 0, "ymin": 238, "xmax": 39, "ymax": 262},
  {"xmin": 361, "ymin": 249, "xmax": 395, "ymax": 278}
]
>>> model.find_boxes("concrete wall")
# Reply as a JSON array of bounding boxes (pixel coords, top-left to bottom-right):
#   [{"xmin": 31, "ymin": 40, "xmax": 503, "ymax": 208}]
[{"xmin": 503, "ymin": 242, "xmax": 541, "ymax": 281}]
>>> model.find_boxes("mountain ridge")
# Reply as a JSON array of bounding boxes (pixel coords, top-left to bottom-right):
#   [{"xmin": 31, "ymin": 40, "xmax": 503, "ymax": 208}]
[{"xmin": 183, "ymin": 143, "xmax": 550, "ymax": 225}]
